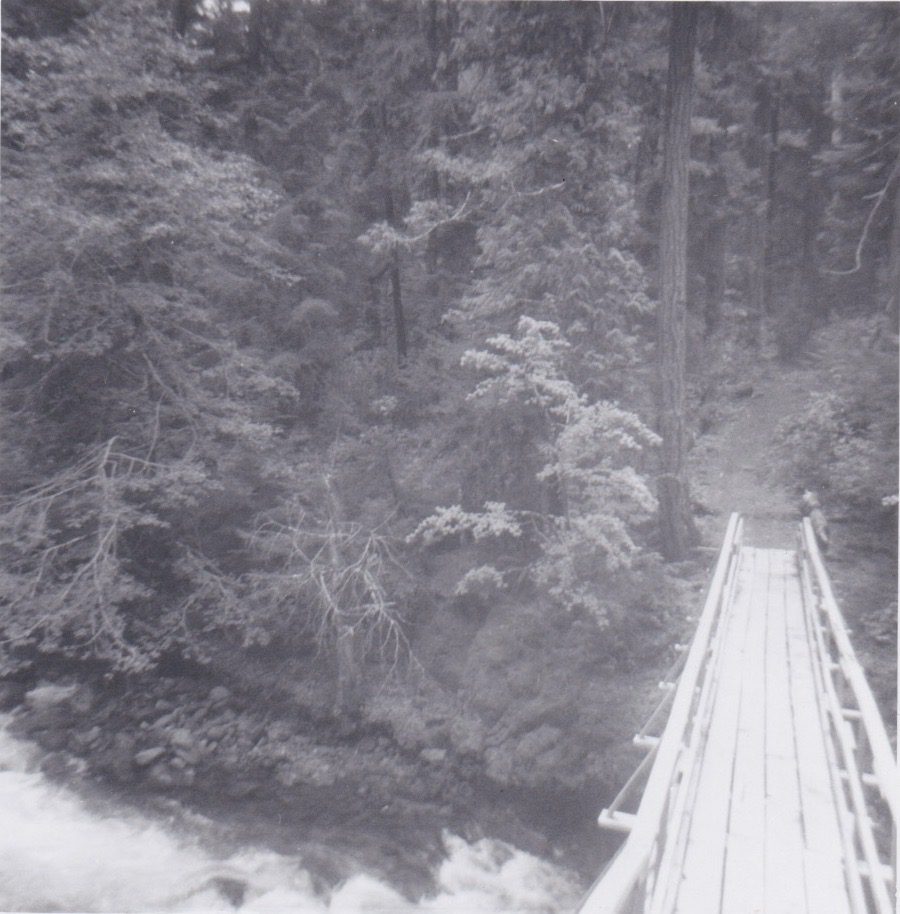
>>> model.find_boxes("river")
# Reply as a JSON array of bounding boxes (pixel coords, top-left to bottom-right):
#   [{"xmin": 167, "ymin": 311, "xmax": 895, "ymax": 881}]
[{"xmin": 0, "ymin": 719, "xmax": 584, "ymax": 913}]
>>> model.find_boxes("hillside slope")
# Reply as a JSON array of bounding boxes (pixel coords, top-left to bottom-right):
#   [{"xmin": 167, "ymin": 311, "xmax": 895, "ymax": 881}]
[{"xmin": 693, "ymin": 333, "xmax": 897, "ymax": 728}]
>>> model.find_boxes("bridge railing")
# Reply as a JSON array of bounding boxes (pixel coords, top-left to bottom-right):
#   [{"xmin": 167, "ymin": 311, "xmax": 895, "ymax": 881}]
[
  {"xmin": 798, "ymin": 519, "xmax": 897, "ymax": 914},
  {"xmin": 577, "ymin": 512, "xmax": 745, "ymax": 914}
]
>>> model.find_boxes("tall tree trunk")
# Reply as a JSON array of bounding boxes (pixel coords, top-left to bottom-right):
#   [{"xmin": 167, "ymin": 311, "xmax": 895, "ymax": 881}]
[
  {"xmin": 383, "ymin": 185, "xmax": 408, "ymax": 363},
  {"xmin": 701, "ymin": 137, "xmax": 728, "ymax": 336},
  {"xmin": 702, "ymin": 215, "xmax": 726, "ymax": 336},
  {"xmin": 657, "ymin": 2, "xmax": 700, "ymax": 561},
  {"xmin": 423, "ymin": 0, "xmax": 460, "ymax": 323},
  {"xmin": 378, "ymin": 101, "xmax": 409, "ymax": 364},
  {"xmin": 365, "ymin": 270, "xmax": 385, "ymax": 347},
  {"xmin": 764, "ymin": 91, "xmax": 779, "ymax": 310},
  {"xmin": 786, "ymin": 103, "xmax": 831, "ymax": 358},
  {"xmin": 748, "ymin": 81, "xmax": 776, "ymax": 343}
]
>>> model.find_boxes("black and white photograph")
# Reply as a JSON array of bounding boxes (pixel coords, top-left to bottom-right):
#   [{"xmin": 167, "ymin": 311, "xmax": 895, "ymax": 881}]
[{"xmin": 0, "ymin": 1, "xmax": 897, "ymax": 911}]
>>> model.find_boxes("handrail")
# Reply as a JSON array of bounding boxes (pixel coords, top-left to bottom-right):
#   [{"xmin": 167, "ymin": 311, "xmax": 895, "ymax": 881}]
[
  {"xmin": 799, "ymin": 518, "xmax": 897, "ymax": 913},
  {"xmin": 577, "ymin": 512, "xmax": 744, "ymax": 914},
  {"xmin": 800, "ymin": 518, "xmax": 898, "ymax": 822},
  {"xmin": 577, "ymin": 517, "xmax": 894, "ymax": 914},
  {"xmin": 599, "ymin": 651, "xmax": 688, "ymax": 827},
  {"xmin": 797, "ymin": 556, "xmax": 870, "ymax": 914}
]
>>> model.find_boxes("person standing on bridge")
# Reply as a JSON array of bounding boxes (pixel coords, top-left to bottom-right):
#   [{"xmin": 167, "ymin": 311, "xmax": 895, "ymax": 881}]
[{"xmin": 801, "ymin": 490, "xmax": 830, "ymax": 553}]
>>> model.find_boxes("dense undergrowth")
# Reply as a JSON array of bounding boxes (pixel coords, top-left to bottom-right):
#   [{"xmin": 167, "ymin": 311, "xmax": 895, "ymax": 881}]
[{"xmin": 775, "ymin": 317, "xmax": 898, "ymax": 522}]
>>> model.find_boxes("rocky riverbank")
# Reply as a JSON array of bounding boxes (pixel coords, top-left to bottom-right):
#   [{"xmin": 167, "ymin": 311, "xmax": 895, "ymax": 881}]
[
  {"xmin": 1, "ymin": 675, "xmax": 464, "ymax": 895},
  {"xmin": 0, "ymin": 641, "xmax": 635, "ymax": 899},
  {"xmin": 0, "ymin": 553, "xmax": 696, "ymax": 896},
  {"xmin": 0, "ymin": 515, "xmax": 708, "ymax": 898}
]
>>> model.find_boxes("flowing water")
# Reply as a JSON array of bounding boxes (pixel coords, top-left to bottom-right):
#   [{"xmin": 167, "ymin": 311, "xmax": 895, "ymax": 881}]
[{"xmin": 0, "ymin": 720, "xmax": 583, "ymax": 913}]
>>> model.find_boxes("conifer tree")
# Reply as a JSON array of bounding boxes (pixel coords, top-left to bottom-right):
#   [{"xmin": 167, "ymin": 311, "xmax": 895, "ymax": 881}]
[{"xmin": 657, "ymin": 2, "xmax": 700, "ymax": 560}]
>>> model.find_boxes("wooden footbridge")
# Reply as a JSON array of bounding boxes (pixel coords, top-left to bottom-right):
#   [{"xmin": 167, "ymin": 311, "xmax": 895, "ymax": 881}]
[{"xmin": 578, "ymin": 514, "xmax": 897, "ymax": 914}]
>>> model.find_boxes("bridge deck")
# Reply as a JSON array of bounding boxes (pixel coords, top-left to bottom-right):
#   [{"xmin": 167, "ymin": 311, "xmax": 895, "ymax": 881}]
[{"xmin": 653, "ymin": 546, "xmax": 851, "ymax": 914}]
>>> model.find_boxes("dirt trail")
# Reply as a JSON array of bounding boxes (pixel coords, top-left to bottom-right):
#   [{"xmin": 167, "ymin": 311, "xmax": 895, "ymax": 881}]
[
  {"xmin": 693, "ymin": 361, "xmax": 814, "ymax": 549},
  {"xmin": 690, "ymin": 350, "xmax": 897, "ymax": 728}
]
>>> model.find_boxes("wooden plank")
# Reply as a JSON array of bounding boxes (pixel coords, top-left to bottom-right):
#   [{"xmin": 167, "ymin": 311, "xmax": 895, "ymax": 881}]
[
  {"xmin": 670, "ymin": 547, "xmax": 756, "ymax": 914},
  {"xmin": 763, "ymin": 549, "xmax": 810, "ymax": 914},
  {"xmin": 720, "ymin": 547, "xmax": 768, "ymax": 914},
  {"xmin": 645, "ymin": 539, "xmax": 747, "ymax": 914},
  {"xmin": 782, "ymin": 556, "xmax": 852, "ymax": 913},
  {"xmin": 576, "ymin": 514, "xmax": 745, "ymax": 914},
  {"xmin": 646, "ymin": 551, "xmax": 745, "ymax": 914}
]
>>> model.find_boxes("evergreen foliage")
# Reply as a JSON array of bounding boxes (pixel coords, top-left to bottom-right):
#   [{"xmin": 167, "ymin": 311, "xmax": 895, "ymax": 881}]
[
  {"xmin": 775, "ymin": 319, "xmax": 898, "ymax": 518},
  {"xmin": 412, "ymin": 317, "xmax": 658, "ymax": 622},
  {"xmin": 0, "ymin": 0, "xmax": 896, "ymax": 689}
]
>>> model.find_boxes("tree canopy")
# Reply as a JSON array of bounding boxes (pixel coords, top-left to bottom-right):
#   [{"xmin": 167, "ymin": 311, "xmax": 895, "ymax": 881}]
[{"xmin": 1, "ymin": 0, "xmax": 896, "ymax": 684}]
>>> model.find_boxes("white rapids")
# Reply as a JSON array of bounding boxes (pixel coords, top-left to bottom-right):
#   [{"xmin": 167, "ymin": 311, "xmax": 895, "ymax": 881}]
[{"xmin": 0, "ymin": 721, "xmax": 583, "ymax": 913}]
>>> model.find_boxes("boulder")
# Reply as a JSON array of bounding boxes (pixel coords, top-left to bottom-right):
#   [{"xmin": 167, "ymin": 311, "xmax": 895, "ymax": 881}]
[
  {"xmin": 222, "ymin": 779, "xmax": 257, "ymax": 799},
  {"xmin": 147, "ymin": 761, "xmax": 175, "ymax": 788},
  {"xmin": 209, "ymin": 686, "xmax": 230, "ymax": 705},
  {"xmin": 25, "ymin": 681, "xmax": 92, "ymax": 714},
  {"xmin": 206, "ymin": 723, "xmax": 231, "ymax": 741},
  {"xmin": 70, "ymin": 726, "xmax": 102, "ymax": 750},
  {"xmin": 276, "ymin": 764, "xmax": 300, "ymax": 788},
  {"xmin": 175, "ymin": 745, "xmax": 202, "ymax": 766},
  {"xmin": 420, "ymin": 748, "xmax": 448, "ymax": 765},
  {"xmin": 152, "ymin": 711, "xmax": 177, "ymax": 730},
  {"xmin": 134, "ymin": 746, "xmax": 166, "ymax": 767},
  {"xmin": 24, "ymin": 682, "xmax": 77, "ymax": 711},
  {"xmin": 168, "ymin": 727, "xmax": 194, "ymax": 750},
  {"xmin": 148, "ymin": 760, "xmax": 195, "ymax": 788},
  {"xmin": 515, "ymin": 724, "xmax": 563, "ymax": 759},
  {"xmin": 41, "ymin": 752, "xmax": 85, "ymax": 780},
  {"xmin": 265, "ymin": 720, "xmax": 292, "ymax": 743}
]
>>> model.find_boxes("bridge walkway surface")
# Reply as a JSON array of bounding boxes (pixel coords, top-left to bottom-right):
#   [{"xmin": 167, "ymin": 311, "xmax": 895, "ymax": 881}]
[
  {"xmin": 578, "ymin": 515, "xmax": 897, "ymax": 914},
  {"xmin": 657, "ymin": 546, "xmax": 849, "ymax": 913}
]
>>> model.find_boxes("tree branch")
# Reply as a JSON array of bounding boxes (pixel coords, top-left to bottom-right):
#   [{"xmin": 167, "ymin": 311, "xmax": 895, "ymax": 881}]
[
  {"xmin": 513, "ymin": 180, "xmax": 567, "ymax": 199},
  {"xmin": 402, "ymin": 192, "xmax": 473, "ymax": 244},
  {"xmin": 825, "ymin": 155, "xmax": 900, "ymax": 276}
]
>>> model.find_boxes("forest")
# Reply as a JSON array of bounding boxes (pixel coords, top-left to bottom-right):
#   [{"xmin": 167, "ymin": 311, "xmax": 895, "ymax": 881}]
[{"xmin": 0, "ymin": 1, "xmax": 898, "ymax": 910}]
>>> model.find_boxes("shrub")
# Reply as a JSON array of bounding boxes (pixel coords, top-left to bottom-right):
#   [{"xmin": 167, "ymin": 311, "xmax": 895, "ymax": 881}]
[
  {"xmin": 410, "ymin": 317, "xmax": 660, "ymax": 625},
  {"xmin": 775, "ymin": 320, "xmax": 898, "ymax": 516}
]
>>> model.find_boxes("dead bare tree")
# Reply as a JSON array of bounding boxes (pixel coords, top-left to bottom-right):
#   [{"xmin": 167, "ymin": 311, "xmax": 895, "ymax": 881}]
[{"xmin": 238, "ymin": 481, "xmax": 410, "ymax": 713}]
